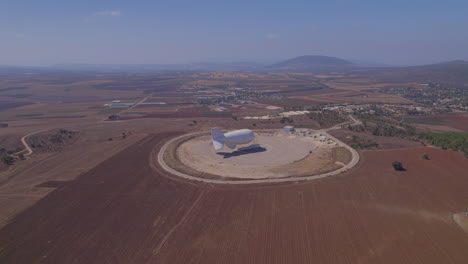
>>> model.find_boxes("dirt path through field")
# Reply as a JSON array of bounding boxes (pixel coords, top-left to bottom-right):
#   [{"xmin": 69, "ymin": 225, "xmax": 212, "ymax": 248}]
[{"xmin": 13, "ymin": 129, "xmax": 48, "ymax": 156}]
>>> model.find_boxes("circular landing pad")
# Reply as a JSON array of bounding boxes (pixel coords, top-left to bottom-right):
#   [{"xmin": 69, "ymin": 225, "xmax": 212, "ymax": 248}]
[{"xmin": 173, "ymin": 131, "xmax": 338, "ymax": 179}]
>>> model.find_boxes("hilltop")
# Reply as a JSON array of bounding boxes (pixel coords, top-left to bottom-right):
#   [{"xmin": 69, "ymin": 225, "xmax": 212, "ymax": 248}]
[
  {"xmin": 267, "ymin": 55, "xmax": 355, "ymax": 71},
  {"xmin": 374, "ymin": 60, "xmax": 468, "ymax": 84}
]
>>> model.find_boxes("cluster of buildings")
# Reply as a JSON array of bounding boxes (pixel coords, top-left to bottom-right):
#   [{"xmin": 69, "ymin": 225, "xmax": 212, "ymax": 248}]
[
  {"xmin": 322, "ymin": 104, "xmax": 436, "ymax": 115},
  {"xmin": 283, "ymin": 126, "xmax": 336, "ymax": 145}
]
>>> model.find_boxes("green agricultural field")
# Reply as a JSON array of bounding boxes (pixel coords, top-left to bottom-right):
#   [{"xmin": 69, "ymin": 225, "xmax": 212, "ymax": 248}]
[
  {"xmin": 402, "ymin": 117, "xmax": 443, "ymax": 125},
  {"xmin": 419, "ymin": 132, "xmax": 468, "ymax": 156}
]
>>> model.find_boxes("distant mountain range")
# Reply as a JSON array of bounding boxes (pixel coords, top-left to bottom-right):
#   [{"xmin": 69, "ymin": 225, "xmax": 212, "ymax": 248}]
[
  {"xmin": 47, "ymin": 62, "xmax": 266, "ymax": 73},
  {"xmin": 267, "ymin": 55, "xmax": 355, "ymax": 71},
  {"xmin": 406, "ymin": 60, "xmax": 468, "ymax": 71},
  {"xmin": 1, "ymin": 56, "xmax": 467, "ymax": 77},
  {"xmin": 376, "ymin": 60, "xmax": 468, "ymax": 84}
]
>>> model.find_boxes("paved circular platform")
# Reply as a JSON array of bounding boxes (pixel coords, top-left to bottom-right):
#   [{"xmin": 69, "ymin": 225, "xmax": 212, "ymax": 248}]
[
  {"xmin": 179, "ymin": 133, "xmax": 316, "ymax": 168},
  {"xmin": 174, "ymin": 132, "xmax": 339, "ymax": 179}
]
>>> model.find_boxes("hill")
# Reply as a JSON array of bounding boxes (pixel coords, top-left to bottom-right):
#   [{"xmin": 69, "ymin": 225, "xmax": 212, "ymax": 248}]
[
  {"xmin": 375, "ymin": 60, "xmax": 468, "ymax": 85},
  {"xmin": 267, "ymin": 55, "xmax": 355, "ymax": 71},
  {"xmin": 405, "ymin": 60, "xmax": 468, "ymax": 71},
  {"xmin": 48, "ymin": 62, "xmax": 265, "ymax": 73}
]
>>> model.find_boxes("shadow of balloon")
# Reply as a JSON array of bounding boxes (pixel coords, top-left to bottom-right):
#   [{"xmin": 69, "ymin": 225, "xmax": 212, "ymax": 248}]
[{"xmin": 216, "ymin": 147, "xmax": 267, "ymax": 159}]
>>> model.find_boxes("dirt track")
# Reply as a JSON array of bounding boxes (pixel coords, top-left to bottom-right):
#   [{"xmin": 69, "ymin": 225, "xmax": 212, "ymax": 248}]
[
  {"xmin": 0, "ymin": 133, "xmax": 468, "ymax": 263},
  {"xmin": 14, "ymin": 129, "xmax": 48, "ymax": 156}
]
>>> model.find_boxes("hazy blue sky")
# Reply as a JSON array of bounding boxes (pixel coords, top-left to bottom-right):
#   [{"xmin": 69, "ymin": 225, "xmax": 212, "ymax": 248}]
[{"xmin": 1, "ymin": 0, "xmax": 467, "ymax": 66}]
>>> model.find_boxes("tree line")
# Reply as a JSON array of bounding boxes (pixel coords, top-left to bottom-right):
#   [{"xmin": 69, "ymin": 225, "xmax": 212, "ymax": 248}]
[{"xmin": 419, "ymin": 132, "xmax": 468, "ymax": 157}]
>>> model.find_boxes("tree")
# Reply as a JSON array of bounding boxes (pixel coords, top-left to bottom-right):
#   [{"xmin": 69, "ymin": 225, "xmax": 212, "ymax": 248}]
[
  {"xmin": 422, "ymin": 154, "xmax": 430, "ymax": 160},
  {"xmin": 392, "ymin": 161, "xmax": 405, "ymax": 171},
  {"xmin": 1, "ymin": 155, "xmax": 14, "ymax": 166},
  {"xmin": 108, "ymin": 115, "xmax": 119, "ymax": 120}
]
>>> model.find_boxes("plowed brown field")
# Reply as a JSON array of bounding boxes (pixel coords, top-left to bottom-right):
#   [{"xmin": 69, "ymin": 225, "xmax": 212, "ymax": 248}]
[{"xmin": 0, "ymin": 133, "xmax": 467, "ymax": 264}]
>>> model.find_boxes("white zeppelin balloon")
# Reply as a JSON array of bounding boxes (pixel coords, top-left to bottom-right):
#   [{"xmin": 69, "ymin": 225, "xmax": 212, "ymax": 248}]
[{"xmin": 211, "ymin": 128, "xmax": 255, "ymax": 150}]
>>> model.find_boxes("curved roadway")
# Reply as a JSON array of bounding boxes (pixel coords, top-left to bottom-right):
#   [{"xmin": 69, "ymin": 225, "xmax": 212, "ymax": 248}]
[{"xmin": 13, "ymin": 130, "xmax": 48, "ymax": 157}]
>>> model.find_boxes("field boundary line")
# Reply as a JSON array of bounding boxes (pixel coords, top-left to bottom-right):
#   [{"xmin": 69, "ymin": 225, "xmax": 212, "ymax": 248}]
[{"xmin": 153, "ymin": 190, "xmax": 205, "ymax": 255}]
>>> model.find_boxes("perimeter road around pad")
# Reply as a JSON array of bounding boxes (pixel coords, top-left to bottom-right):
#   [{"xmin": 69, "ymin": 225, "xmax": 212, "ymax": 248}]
[{"xmin": 155, "ymin": 129, "xmax": 360, "ymax": 185}]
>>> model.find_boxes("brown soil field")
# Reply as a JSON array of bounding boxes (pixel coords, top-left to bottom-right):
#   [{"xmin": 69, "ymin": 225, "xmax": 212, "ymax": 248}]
[
  {"xmin": 115, "ymin": 106, "xmax": 235, "ymax": 119},
  {"xmin": 410, "ymin": 113, "xmax": 468, "ymax": 132},
  {"xmin": 444, "ymin": 114, "xmax": 468, "ymax": 132},
  {"xmin": 288, "ymin": 92, "xmax": 411, "ymax": 105},
  {"xmin": 0, "ymin": 101, "xmax": 33, "ymax": 111},
  {"xmin": 0, "ymin": 132, "xmax": 467, "ymax": 263},
  {"xmin": 254, "ymin": 99, "xmax": 298, "ymax": 108},
  {"xmin": 0, "ymin": 133, "xmax": 21, "ymax": 151},
  {"xmin": 118, "ymin": 112, "xmax": 233, "ymax": 120}
]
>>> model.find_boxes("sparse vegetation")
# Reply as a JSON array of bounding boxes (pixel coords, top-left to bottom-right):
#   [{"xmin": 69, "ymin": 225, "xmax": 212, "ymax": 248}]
[
  {"xmin": 307, "ymin": 110, "xmax": 347, "ymax": 128},
  {"xmin": 49, "ymin": 129, "xmax": 77, "ymax": 144},
  {"xmin": 392, "ymin": 161, "xmax": 405, "ymax": 171},
  {"xmin": 279, "ymin": 117, "xmax": 294, "ymax": 123},
  {"xmin": 422, "ymin": 153, "xmax": 430, "ymax": 160},
  {"xmin": 353, "ymin": 113, "xmax": 417, "ymax": 138},
  {"xmin": 1, "ymin": 154, "xmax": 14, "ymax": 166},
  {"xmin": 108, "ymin": 115, "xmax": 120, "ymax": 120},
  {"xmin": 332, "ymin": 147, "xmax": 352, "ymax": 164},
  {"xmin": 350, "ymin": 135, "xmax": 379, "ymax": 149},
  {"xmin": 29, "ymin": 129, "xmax": 78, "ymax": 151}
]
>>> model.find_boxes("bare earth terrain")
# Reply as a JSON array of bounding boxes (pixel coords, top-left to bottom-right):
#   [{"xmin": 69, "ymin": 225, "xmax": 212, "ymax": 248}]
[
  {"xmin": 0, "ymin": 69, "xmax": 467, "ymax": 263},
  {"xmin": 0, "ymin": 132, "xmax": 467, "ymax": 263},
  {"xmin": 177, "ymin": 132, "xmax": 337, "ymax": 179},
  {"xmin": 453, "ymin": 212, "xmax": 468, "ymax": 234}
]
